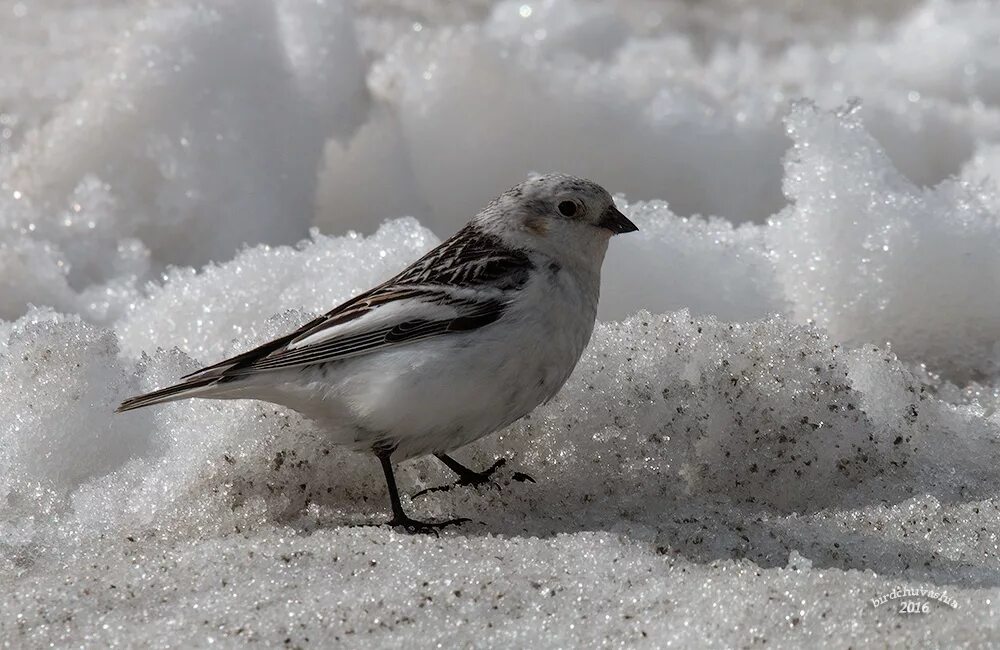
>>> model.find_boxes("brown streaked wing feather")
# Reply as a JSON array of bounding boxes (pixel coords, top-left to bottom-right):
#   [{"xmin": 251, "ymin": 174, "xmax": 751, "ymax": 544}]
[
  {"xmin": 273, "ymin": 224, "xmax": 533, "ymax": 351},
  {"xmin": 392, "ymin": 223, "xmax": 534, "ymax": 290},
  {"xmin": 227, "ymin": 297, "xmax": 505, "ymax": 374},
  {"xmin": 181, "ymin": 224, "xmax": 533, "ymax": 381},
  {"xmin": 176, "ymin": 287, "xmax": 389, "ymax": 380}
]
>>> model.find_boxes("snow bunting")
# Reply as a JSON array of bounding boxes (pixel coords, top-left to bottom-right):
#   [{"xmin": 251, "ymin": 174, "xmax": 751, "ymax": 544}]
[{"xmin": 117, "ymin": 174, "xmax": 638, "ymax": 532}]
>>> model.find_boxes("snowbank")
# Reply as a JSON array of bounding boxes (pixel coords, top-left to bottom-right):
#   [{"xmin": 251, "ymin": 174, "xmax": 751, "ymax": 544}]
[
  {"xmin": 4, "ymin": 0, "xmax": 1000, "ymax": 647},
  {"xmin": 5, "ymin": 303, "xmax": 1000, "ymax": 646}
]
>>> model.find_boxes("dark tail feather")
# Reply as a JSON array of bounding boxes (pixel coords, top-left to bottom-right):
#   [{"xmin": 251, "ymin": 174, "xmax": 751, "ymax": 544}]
[{"xmin": 115, "ymin": 377, "xmax": 218, "ymax": 413}]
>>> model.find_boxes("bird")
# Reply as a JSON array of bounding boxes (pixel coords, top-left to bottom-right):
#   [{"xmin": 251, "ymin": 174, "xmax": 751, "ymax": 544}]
[{"xmin": 116, "ymin": 173, "xmax": 638, "ymax": 533}]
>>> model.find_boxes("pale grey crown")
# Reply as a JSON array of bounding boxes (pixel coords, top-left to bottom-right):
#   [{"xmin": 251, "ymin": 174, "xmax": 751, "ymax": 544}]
[{"xmin": 477, "ymin": 173, "xmax": 638, "ymax": 235}]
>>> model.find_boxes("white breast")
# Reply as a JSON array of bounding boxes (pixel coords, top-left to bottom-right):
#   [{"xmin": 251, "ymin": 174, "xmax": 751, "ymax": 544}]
[{"xmin": 258, "ymin": 259, "xmax": 600, "ymax": 460}]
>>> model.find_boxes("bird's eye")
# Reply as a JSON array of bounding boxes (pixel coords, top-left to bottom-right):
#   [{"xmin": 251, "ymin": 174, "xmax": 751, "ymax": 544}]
[{"xmin": 557, "ymin": 200, "xmax": 578, "ymax": 217}]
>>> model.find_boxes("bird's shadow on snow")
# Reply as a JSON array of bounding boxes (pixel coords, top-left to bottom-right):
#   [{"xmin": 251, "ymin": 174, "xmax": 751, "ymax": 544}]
[
  {"xmin": 242, "ymin": 415, "xmax": 1000, "ymax": 590},
  {"xmin": 416, "ymin": 467, "xmax": 1000, "ymax": 589},
  {"xmin": 276, "ymin": 447, "xmax": 1000, "ymax": 590}
]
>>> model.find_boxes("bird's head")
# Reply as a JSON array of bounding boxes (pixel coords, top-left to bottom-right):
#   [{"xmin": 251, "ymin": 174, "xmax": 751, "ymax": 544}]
[{"xmin": 477, "ymin": 173, "xmax": 638, "ymax": 270}]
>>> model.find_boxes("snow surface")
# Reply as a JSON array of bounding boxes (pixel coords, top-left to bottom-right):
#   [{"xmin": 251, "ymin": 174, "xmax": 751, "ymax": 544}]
[{"xmin": 3, "ymin": 0, "xmax": 1000, "ymax": 647}]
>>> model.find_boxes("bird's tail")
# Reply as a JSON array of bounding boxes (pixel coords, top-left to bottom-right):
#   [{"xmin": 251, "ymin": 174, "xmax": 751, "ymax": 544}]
[
  {"xmin": 115, "ymin": 376, "xmax": 220, "ymax": 413},
  {"xmin": 116, "ymin": 320, "xmax": 301, "ymax": 413}
]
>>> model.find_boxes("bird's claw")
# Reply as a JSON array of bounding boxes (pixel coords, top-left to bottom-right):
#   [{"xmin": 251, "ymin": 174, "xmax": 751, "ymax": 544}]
[
  {"xmin": 387, "ymin": 516, "xmax": 470, "ymax": 535},
  {"xmin": 411, "ymin": 482, "xmax": 471, "ymax": 499},
  {"xmin": 412, "ymin": 458, "xmax": 513, "ymax": 499},
  {"xmin": 457, "ymin": 458, "xmax": 507, "ymax": 488}
]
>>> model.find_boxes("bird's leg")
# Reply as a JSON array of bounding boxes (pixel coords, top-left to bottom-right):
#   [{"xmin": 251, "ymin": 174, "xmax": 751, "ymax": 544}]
[
  {"xmin": 378, "ymin": 451, "xmax": 468, "ymax": 534},
  {"xmin": 412, "ymin": 453, "xmax": 535, "ymax": 499}
]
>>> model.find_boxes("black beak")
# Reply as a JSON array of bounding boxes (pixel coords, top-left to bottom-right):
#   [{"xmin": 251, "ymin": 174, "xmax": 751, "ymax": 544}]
[{"xmin": 599, "ymin": 205, "xmax": 639, "ymax": 234}]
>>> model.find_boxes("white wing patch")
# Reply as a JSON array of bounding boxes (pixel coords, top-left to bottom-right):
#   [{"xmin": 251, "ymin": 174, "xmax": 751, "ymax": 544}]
[
  {"xmin": 223, "ymin": 292, "xmax": 506, "ymax": 374},
  {"xmin": 286, "ymin": 296, "xmax": 457, "ymax": 351}
]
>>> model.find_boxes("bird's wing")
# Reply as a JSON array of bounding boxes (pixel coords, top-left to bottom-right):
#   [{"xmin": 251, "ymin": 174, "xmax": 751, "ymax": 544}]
[
  {"xmin": 181, "ymin": 225, "xmax": 534, "ymax": 381},
  {"xmin": 227, "ymin": 289, "xmax": 505, "ymax": 374}
]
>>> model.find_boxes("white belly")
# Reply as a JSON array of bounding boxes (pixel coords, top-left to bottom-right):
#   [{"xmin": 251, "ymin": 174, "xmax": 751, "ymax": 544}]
[{"xmin": 245, "ymin": 266, "xmax": 598, "ymax": 459}]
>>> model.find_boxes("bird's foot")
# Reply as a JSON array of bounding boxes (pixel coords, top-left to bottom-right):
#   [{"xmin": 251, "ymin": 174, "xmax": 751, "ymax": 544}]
[
  {"xmin": 387, "ymin": 515, "xmax": 470, "ymax": 536},
  {"xmin": 413, "ymin": 458, "xmax": 514, "ymax": 499},
  {"xmin": 457, "ymin": 458, "xmax": 509, "ymax": 488}
]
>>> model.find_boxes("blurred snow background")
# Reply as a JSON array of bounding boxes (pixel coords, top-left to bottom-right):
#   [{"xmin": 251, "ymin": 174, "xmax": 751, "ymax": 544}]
[{"xmin": 3, "ymin": 0, "xmax": 1000, "ymax": 646}]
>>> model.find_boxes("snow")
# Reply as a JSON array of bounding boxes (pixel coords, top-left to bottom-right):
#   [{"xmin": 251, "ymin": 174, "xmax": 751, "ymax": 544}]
[
  {"xmin": 3, "ymin": 0, "xmax": 1000, "ymax": 647},
  {"xmin": 770, "ymin": 103, "xmax": 1000, "ymax": 381}
]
